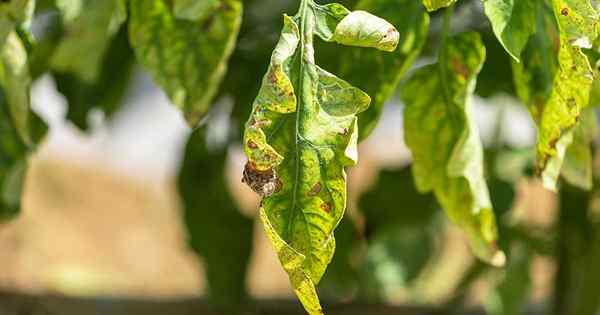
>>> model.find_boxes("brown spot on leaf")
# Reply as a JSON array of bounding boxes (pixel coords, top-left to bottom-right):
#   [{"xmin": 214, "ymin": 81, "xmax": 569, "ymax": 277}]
[
  {"xmin": 340, "ymin": 128, "xmax": 348, "ymax": 135},
  {"xmin": 320, "ymin": 202, "xmax": 332, "ymax": 213},
  {"xmin": 275, "ymin": 179, "xmax": 283, "ymax": 193},
  {"xmin": 452, "ymin": 58, "xmax": 470, "ymax": 79},
  {"xmin": 247, "ymin": 140, "xmax": 258, "ymax": 149},
  {"xmin": 242, "ymin": 162, "xmax": 278, "ymax": 197},
  {"xmin": 561, "ymin": 7, "xmax": 569, "ymax": 16},
  {"xmin": 307, "ymin": 182, "xmax": 321, "ymax": 196}
]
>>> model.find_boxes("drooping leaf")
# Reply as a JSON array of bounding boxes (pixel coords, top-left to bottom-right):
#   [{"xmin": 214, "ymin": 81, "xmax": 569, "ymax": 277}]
[
  {"xmin": 401, "ymin": 32, "xmax": 504, "ymax": 266},
  {"xmin": 54, "ymin": 26, "xmax": 134, "ymax": 130},
  {"xmin": 51, "ymin": 0, "xmax": 126, "ymax": 82},
  {"xmin": 483, "ymin": 0, "xmax": 536, "ymax": 62},
  {"xmin": 128, "ymin": 0, "xmax": 242, "ymax": 127},
  {"xmin": 241, "ymin": 1, "xmax": 399, "ymax": 312},
  {"xmin": 337, "ymin": 0, "xmax": 429, "ymax": 140},
  {"xmin": 422, "ymin": 0, "xmax": 457, "ymax": 12},
  {"xmin": 178, "ymin": 127, "xmax": 254, "ymax": 311},
  {"xmin": 535, "ymin": 0, "xmax": 599, "ymax": 191}
]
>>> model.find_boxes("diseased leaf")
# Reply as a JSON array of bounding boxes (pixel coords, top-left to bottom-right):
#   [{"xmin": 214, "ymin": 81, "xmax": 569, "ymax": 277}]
[
  {"xmin": 483, "ymin": 0, "xmax": 536, "ymax": 61},
  {"xmin": 51, "ymin": 0, "xmax": 126, "ymax": 82},
  {"xmin": 338, "ymin": 0, "xmax": 429, "ymax": 140},
  {"xmin": 535, "ymin": 0, "xmax": 599, "ymax": 191},
  {"xmin": 423, "ymin": 0, "xmax": 457, "ymax": 12},
  {"xmin": 129, "ymin": 0, "xmax": 242, "ymax": 127},
  {"xmin": 401, "ymin": 32, "xmax": 504, "ymax": 266},
  {"xmin": 174, "ymin": 0, "xmax": 220, "ymax": 21},
  {"xmin": 242, "ymin": 1, "xmax": 398, "ymax": 312},
  {"xmin": 178, "ymin": 127, "xmax": 254, "ymax": 311}
]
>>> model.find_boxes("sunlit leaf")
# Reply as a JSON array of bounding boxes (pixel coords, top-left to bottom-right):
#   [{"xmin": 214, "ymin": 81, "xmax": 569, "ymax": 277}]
[
  {"xmin": 51, "ymin": 0, "xmax": 126, "ymax": 82},
  {"xmin": 483, "ymin": 0, "xmax": 536, "ymax": 61},
  {"xmin": 402, "ymin": 32, "xmax": 504, "ymax": 266},
  {"xmin": 129, "ymin": 0, "xmax": 242, "ymax": 127},
  {"xmin": 536, "ymin": 0, "xmax": 599, "ymax": 191},
  {"xmin": 241, "ymin": 1, "xmax": 398, "ymax": 312},
  {"xmin": 338, "ymin": 0, "xmax": 429, "ymax": 140}
]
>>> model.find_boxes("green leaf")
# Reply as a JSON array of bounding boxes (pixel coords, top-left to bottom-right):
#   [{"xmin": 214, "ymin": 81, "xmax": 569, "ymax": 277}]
[
  {"xmin": 0, "ymin": 0, "xmax": 35, "ymax": 44},
  {"xmin": 174, "ymin": 0, "xmax": 220, "ymax": 21},
  {"xmin": 54, "ymin": 26, "xmax": 134, "ymax": 130},
  {"xmin": 536, "ymin": 0, "xmax": 599, "ymax": 191},
  {"xmin": 242, "ymin": 1, "xmax": 398, "ymax": 312},
  {"xmin": 485, "ymin": 245, "xmax": 532, "ymax": 315},
  {"xmin": 337, "ymin": 0, "xmax": 429, "ymax": 140},
  {"xmin": 483, "ymin": 0, "xmax": 536, "ymax": 62},
  {"xmin": 422, "ymin": 0, "xmax": 457, "ymax": 12},
  {"xmin": 0, "ymin": 36, "xmax": 46, "ymax": 218},
  {"xmin": 178, "ymin": 127, "xmax": 254, "ymax": 311},
  {"xmin": 129, "ymin": 0, "xmax": 242, "ymax": 127},
  {"xmin": 561, "ymin": 108, "xmax": 597, "ymax": 190},
  {"xmin": 51, "ymin": 0, "xmax": 126, "ymax": 82},
  {"xmin": 401, "ymin": 32, "xmax": 504, "ymax": 266}
]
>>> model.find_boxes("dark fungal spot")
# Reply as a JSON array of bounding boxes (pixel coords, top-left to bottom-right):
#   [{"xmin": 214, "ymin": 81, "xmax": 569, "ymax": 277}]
[
  {"xmin": 320, "ymin": 202, "xmax": 332, "ymax": 213},
  {"xmin": 242, "ymin": 162, "xmax": 279, "ymax": 197},
  {"xmin": 307, "ymin": 182, "xmax": 321, "ymax": 197},
  {"xmin": 561, "ymin": 7, "xmax": 569, "ymax": 16},
  {"xmin": 247, "ymin": 140, "xmax": 258, "ymax": 149}
]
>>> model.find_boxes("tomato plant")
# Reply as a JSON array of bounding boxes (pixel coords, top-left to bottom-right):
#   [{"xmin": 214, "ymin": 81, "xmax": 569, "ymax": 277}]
[{"xmin": 1, "ymin": 0, "xmax": 600, "ymax": 315}]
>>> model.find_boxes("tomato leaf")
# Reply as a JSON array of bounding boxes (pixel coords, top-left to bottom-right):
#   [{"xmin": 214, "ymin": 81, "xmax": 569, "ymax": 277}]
[
  {"xmin": 423, "ymin": 0, "xmax": 457, "ymax": 12},
  {"xmin": 402, "ymin": 32, "xmax": 504, "ymax": 266},
  {"xmin": 483, "ymin": 0, "xmax": 536, "ymax": 62},
  {"xmin": 242, "ymin": 0, "xmax": 399, "ymax": 312},
  {"xmin": 52, "ymin": 0, "xmax": 126, "ymax": 82},
  {"xmin": 128, "ymin": 0, "xmax": 242, "ymax": 127}
]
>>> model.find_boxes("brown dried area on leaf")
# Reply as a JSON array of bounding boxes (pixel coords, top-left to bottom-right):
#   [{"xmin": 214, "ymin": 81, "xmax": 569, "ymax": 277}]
[{"xmin": 242, "ymin": 162, "xmax": 279, "ymax": 197}]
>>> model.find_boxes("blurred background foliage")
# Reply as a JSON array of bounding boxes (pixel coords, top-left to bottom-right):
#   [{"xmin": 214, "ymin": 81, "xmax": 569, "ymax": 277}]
[{"xmin": 0, "ymin": 0, "xmax": 599, "ymax": 315}]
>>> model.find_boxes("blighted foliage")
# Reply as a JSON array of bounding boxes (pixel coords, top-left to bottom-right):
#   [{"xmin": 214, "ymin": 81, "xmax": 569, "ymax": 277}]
[{"xmin": 241, "ymin": 0, "xmax": 398, "ymax": 312}]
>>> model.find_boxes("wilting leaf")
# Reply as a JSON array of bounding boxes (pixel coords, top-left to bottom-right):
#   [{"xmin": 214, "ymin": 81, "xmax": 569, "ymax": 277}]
[
  {"xmin": 422, "ymin": 0, "xmax": 457, "ymax": 12},
  {"xmin": 241, "ymin": 1, "xmax": 398, "ymax": 312},
  {"xmin": 338, "ymin": 0, "xmax": 429, "ymax": 140},
  {"xmin": 51, "ymin": 0, "xmax": 126, "ymax": 82},
  {"xmin": 129, "ymin": 0, "xmax": 242, "ymax": 127},
  {"xmin": 483, "ymin": 0, "xmax": 536, "ymax": 61},
  {"xmin": 54, "ymin": 26, "xmax": 134, "ymax": 130},
  {"xmin": 535, "ymin": 0, "xmax": 599, "ymax": 191},
  {"xmin": 402, "ymin": 32, "xmax": 504, "ymax": 266},
  {"xmin": 178, "ymin": 127, "xmax": 253, "ymax": 310}
]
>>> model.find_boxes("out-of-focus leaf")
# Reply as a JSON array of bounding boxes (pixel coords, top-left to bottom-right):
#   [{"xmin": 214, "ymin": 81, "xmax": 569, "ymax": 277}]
[
  {"xmin": 402, "ymin": 32, "xmax": 504, "ymax": 266},
  {"xmin": 177, "ymin": 127, "xmax": 253, "ymax": 311},
  {"xmin": 485, "ymin": 245, "xmax": 532, "ymax": 315},
  {"xmin": 173, "ymin": 0, "xmax": 220, "ymax": 21},
  {"xmin": 535, "ymin": 0, "xmax": 599, "ymax": 191},
  {"xmin": 0, "ymin": 0, "xmax": 35, "ymax": 44},
  {"xmin": 54, "ymin": 26, "xmax": 134, "ymax": 130},
  {"xmin": 0, "ymin": 31, "xmax": 46, "ymax": 219},
  {"xmin": 129, "ymin": 0, "xmax": 242, "ymax": 127},
  {"xmin": 422, "ymin": 0, "xmax": 457, "ymax": 12},
  {"xmin": 483, "ymin": 0, "xmax": 536, "ymax": 62},
  {"xmin": 561, "ymin": 108, "xmax": 597, "ymax": 190},
  {"xmin": 358, "ymin": 167, "xmax": 438, "ymax": 300},
  {"xmin": 318, "ymin": 217, "xmax": 362, "ymax": 300},
  {"xmin": 241, "ymin": 1, "xmax": 398, "ymax": 312},
  {"xmin": 337, "ymin": 0, "xmax": 429, "ymax": 140},
  {"xmin": 51, "ymin": 0, "xmax": 126, "ymax": 82}
]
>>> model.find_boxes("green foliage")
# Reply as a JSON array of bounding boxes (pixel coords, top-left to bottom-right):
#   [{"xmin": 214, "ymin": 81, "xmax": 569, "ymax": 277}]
[
  {"xmin": 402, "ymin": 32, "xmax": 503, "ymax": 266},
  {"xmin": 178, "ymin": 127, "xmax": 254, "ymax": 311},
  {"xmin": 240, "ymin": 0, "xmax": 398, "ymax": 312},
  {"xmin": 128, "ymin": 0, "xmax": 242, "ymax": 127}
]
